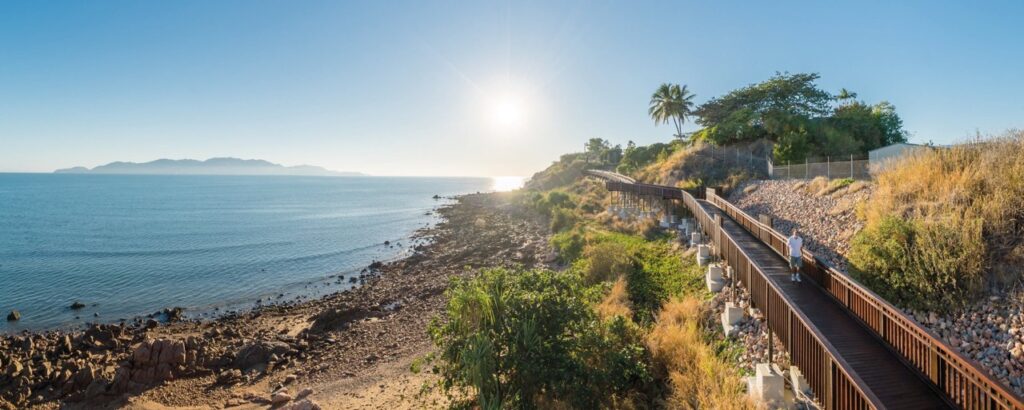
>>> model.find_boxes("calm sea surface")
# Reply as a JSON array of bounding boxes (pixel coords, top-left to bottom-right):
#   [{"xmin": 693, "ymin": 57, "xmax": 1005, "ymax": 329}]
[{"xmin": 0, "ymin": 174, "xmax": 502, "ymax": 332}]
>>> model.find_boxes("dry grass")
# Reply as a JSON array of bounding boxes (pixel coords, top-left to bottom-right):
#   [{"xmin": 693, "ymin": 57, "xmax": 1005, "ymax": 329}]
[
  {"xmin": 806, "ymin": 176, "xmax": 829, "ymax": 195},
  {"xmin": 851, "ymin": 131, "xmax": 1024, "ymax": 308},
  {"xmin": 846, "ymin": 180, "xmax": 869, "ymax": 194},
  {"xmin": 647, "ymin": 297, "xmax": 754, "ymax": 409},
  {"xmin": 818, "ymin": 178, "xmax": 854, "ymax": 197},
  {"xmin": 792, "ymin": 181, "xmax": 806, "ymax": 191},
  {"xmin": 868, "ymin": 133, "xmax": 1024, "ymax": 278},
  {"xmin": 597, "ymin": 277, "xmax": 633, "ymax": 320},
  {"xmin": 631, "ymin": 140, "xmax": 770, "ymax": 194},
  {"xmin": 584, "ymin": 241, "xmax": 635, "ymax": 285}
]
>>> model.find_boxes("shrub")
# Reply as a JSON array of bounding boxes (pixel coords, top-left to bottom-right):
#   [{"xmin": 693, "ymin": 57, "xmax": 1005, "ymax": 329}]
[
  {"xmin": 549, "ymin": 207, "xmax": 578, "ymax": 233},
  {"xmin": 430, "ymin": 268, "xmax": 651, "ymax": 409},
  {"xmin": 647, "ymin": 297, "xmax": 753, "ymax": 409},
  {"xmin": 583, "ymin": 241, "xmax": 635, "ymax": 285},
  {"xmin": 850, "ymin": 215, "xmax": 985, "ymax": 312},
  {"xmin": 551, "ymin": 229, "xmax": 585, "ymax": 263}
]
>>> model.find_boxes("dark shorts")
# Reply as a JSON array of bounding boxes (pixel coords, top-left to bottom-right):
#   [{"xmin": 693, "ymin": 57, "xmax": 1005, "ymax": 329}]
[{"xmin": 789, "ymin": 256, "xmax": 803, "ymax": 270}]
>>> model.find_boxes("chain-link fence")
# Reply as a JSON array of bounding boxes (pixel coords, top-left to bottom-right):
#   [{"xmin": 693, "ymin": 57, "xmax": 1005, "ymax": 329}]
[{"xmin": 768, "ymin": 155, "xmax": 871, "ymax": 180}]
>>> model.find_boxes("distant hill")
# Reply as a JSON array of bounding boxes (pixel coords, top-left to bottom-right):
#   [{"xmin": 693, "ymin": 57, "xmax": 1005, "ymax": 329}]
[{"xmin": 54, "ymin": 158, "xmax": 365, "ymax": 177}]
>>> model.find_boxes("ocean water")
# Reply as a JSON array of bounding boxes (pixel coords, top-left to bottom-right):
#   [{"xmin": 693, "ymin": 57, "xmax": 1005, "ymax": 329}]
[{"xmin": 0, "ymin": 174, "xmax": 503, "ymax": 332}]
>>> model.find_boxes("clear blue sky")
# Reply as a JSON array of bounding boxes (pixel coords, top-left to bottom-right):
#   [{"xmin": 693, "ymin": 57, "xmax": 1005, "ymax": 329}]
[{"xmin": 2, "ymin": 1, "xmax": 1022, "ymax": 176}]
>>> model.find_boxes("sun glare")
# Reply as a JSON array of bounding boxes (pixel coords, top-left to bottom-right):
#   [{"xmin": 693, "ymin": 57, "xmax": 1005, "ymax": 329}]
[
  {"xmin": 491, "ymin": 176, "xmax": 524, "ymax": 192},
  {"xmin": 489, "ymin": 97, "xmax": 525, "ymax": 129}
]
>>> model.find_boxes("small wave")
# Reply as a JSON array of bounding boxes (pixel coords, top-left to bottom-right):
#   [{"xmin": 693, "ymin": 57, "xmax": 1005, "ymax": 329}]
[{"xmin": 25, "ymin": 241, "xmax": 294, "ymax": 258}]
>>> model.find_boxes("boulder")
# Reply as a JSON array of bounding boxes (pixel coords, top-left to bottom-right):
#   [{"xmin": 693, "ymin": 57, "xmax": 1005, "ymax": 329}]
[
  {"xmin": 271, "ymin": 389, "xmax": 293, "ymax": 405},
  {"xmin": 233, "ymin": 341, "xmax": 294, "ymax": 370},
  {"xmin": 164, "ymin": 307, "xmax": 185, "ymax": 322},
  {"xmin": 5, "ymin": 360, "xmax": 23, "ymax": 378},
  {"xmin": 281, "ymin": 399, "xmax": 322, "ymax": 410},
  {"xmin": 6, "ymin": 310, "xmax": 19, "ymax": 321}
]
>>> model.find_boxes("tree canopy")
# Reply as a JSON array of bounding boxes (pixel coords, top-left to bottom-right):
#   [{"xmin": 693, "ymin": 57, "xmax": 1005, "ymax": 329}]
[{"xmin": 691, "ymin": 72, "xmax": 907, "ymax": 162}]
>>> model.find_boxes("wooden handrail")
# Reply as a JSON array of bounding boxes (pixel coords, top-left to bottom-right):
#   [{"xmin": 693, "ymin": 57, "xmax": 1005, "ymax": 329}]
[
  {"xmin": 593, "ymin": 171, "xmax": 1024, "ymax": 409},
  {"xmin": 705, "ymin": 190, "xmax": 1024, "ymax": 409}
]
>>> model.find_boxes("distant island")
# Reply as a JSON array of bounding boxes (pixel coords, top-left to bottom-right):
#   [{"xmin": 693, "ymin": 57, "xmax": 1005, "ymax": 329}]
[{"xmin": 54, "ymin": 158, "xmax": 365, "ymax": 177}]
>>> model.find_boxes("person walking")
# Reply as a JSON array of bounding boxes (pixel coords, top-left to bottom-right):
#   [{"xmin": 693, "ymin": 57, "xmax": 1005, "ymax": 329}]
[{"xmin": 788, "ymin": 229, "xmax": 804, "ymax": 282}]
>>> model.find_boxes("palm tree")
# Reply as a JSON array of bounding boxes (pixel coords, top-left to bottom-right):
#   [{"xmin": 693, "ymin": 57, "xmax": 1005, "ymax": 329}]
[
  {"xmin": 837, "ymin": 88, "xmax": 858, "ymax": 106},
  {"xmin": 649, "ymin": 83, "xmax": 695, "ymax": 140}
]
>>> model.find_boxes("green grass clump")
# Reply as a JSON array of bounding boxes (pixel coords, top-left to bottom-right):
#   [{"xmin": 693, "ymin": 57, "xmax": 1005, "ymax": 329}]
[{"xmin": 818, "ymin": 177, "xmax": 854, "ymax": 196}]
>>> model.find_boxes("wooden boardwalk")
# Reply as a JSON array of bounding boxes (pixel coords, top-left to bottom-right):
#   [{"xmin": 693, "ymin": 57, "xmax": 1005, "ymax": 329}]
[
  {"xmin": 697, "ymin": 199, "xmax": 950, "ymax": 409},
  {"xmin": 590, "ymin": 169, "xmax": 1024, "ymax": 408}
]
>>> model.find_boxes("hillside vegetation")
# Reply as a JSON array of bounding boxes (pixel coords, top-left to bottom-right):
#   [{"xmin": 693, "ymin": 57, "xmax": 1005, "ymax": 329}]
[
  {"xmin": 526, "ymin": 72, "xmax": 908, "ymax": 195},
  {"xmin": 850, "ymin": 131, "xmax": 1024, "ymax": 312},
  {"xmin": 431, "ymin": 175, "xmax": 753, "ymax": 408}
]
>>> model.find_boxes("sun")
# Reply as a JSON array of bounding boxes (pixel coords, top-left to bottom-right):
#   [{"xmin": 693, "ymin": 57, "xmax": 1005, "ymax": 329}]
[{"xmin": 489, "ymin": 96, "xmax": 525, "ymax": 128}]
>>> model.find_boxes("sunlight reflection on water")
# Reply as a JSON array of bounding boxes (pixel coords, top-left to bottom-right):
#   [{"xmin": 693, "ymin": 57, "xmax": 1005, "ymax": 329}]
[{"xmin": 491, "ymin": 176, "xmax": 524, "ymax": 192}]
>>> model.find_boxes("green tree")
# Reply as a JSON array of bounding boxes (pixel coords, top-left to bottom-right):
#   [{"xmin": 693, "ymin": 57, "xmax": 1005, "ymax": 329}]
[
  {"xmin": 649, "ymin": 83, "xmax": 696, "ymax": 140},
  {"xmin": 694, "ymin": 72, "xmax": 832, "ymax": 148}
]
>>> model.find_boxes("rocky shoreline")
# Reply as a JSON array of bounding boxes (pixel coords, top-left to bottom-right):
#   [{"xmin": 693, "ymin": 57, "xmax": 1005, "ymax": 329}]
[{"xmin": 0, "ymin": 192, "xmax": 552, "ymax": 409}]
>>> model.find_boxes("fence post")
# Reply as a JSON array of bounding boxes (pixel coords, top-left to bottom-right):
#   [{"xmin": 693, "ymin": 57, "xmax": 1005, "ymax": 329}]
[
  {"xmin": 805, "ymin": 158, "xmax": 808, "ymax": 179},
  {"xmin": 827, "ymin": 156, "xmax": 831, "ymax": 179},
  {"xmin": 850, "ymin": 154, "xmax": 854, "ymax": 179}
]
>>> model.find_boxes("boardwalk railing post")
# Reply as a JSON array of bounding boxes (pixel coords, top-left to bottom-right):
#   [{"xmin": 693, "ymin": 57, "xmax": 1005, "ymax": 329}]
[{"xmin": 825, "ymin": 359, "xmax": 834, "ymax": 410}]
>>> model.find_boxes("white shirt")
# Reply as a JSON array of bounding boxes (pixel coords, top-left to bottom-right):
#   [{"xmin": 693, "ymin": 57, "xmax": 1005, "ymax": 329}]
[{"xmin": 787, "ymin": 235, "xmax": 803, "ymax": 257}]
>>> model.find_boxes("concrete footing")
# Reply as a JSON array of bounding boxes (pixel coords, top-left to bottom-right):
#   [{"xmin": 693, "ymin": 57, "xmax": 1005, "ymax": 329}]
[
  {"xmin": 789, "ymin": 366, "xmax": 812, "ymax": 397},
  {"xmin": 706, "ymin": 264, "xmax": 725, "ymax": 293},
  {"xmin": 721, "ymin": 302, "xmax": 744, "ymax": 335},
  {"xmin": 696, "ymin": 244, "xmax": 711, "ymax": 266},
  {"xmin": 690, "ymin": 232, "xmax": 702, "ymax": 247},
  {"xmin": 746, "ymin": 363, "xmax": 785, "ymax": 407}
]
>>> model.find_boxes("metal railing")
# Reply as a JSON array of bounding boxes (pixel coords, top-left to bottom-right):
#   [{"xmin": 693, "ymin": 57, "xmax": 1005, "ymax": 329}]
[{"xmin": 706, "ymin": 190, "xmax": 1024, "ymax": 410}]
